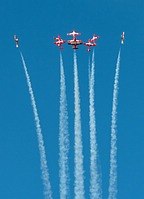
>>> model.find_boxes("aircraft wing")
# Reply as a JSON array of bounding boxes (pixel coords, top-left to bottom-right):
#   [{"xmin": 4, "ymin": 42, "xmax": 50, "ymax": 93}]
[
  {"xmin": 68, "ymin": 40, "xmax": 82, "ymax": 45},
  {"xmin": 76, "ymin": 40, "xmax": 82, "ymax": 44},
  {"xmin": 84, "ymin": 42, "xmax": 96, "ymax": 47}
]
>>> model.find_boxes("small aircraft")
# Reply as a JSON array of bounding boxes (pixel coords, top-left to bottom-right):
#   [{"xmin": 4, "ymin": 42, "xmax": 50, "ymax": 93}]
[
  {"xmin": 67, "ymin": 37, "xmax": 83, "ymax": 49},
  {"xmin": 67, "ymin": 30, "xmax": 81, "ymax": 38},
  {"xmin": 14, "ymin": 35, "xmax": 19, "ymax": 48},
  {"xmin": 90, "ymin": 34, "xmax": 100, "ymax": 43},
  {"xmin": 121, "ymin": 32, "xmax": 125, "ymax": 44},
  {"xmin": 54, "ymin": 35, "xmax": 66, "ymax": 49},
  {"xmin": 83, "ymin": 39, "xmax": 96, "ymax": 52}
]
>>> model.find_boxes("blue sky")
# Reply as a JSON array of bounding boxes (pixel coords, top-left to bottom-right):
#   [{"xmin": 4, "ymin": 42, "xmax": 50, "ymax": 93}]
[{"xmin": 0, "ymin": 0, "xmax": 144, "ymax": 199}]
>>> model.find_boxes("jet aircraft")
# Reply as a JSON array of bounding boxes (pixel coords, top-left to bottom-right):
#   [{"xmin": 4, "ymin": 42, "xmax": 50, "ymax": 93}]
[
  {"xmin": 14, "ymin": 35, "xmax": 19, "ymax": 48},
  {"xmin": 54, "ymin": 35, "xmax": 66, "ymax": 49},
  {"xmin": 67, "ymin": 30, "xmax": 81, "ymax": 38},
  {"xmin": 121, "ymin": 32, "xmax": 125, "ymax": 44},
  {"xmin": 67, "ymin": 37, "xmax": 83, "ymax": 49},
  {"xmin": 83, "ymin": 39, "xmax": 96, "ymax": 52}
]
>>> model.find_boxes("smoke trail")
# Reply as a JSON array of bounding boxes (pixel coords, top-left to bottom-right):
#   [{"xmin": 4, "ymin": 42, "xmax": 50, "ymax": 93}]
[
  {"xmin": 20, "ymin": 52, "xmax": 52, "ymax": 199},
  {"xmin": 88, "ymin": 56, "xmax": 91, "ymax": 82},
  {"xmin": 59, "ymin": 52, "xmax": 70, "ymax": 199},
  {"xmin": 108, "ymin": 49, "xmax": 121, "ymax": 199},
  {"xmin": 89, "ymin": 50, "xmax": 102, "ymax": 199},
  {"xmin": 73, "ymin": 51, "xmax": 85, "ymax": 199}
]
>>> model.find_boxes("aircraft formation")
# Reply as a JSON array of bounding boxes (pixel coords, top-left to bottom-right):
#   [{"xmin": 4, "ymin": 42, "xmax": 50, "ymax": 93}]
[
  {"xmin": 54, "ymin": 30, "xmax": 100, "ymax": 51},
  {"xmin": 14, "ymin": 30, "xmax": 125, "ymax": 51}
]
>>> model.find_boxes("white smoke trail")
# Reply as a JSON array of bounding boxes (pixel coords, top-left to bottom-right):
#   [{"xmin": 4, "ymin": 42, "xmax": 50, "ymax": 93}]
[
  {"xmin": 108, "ymin": 49, "xmax": 121, "ymax": 199},
  {"xmin": 73, "ymin": 51, "xmax": 85, "ymax": 199},
  {"xmin": 20, "ymin": 52, "xmax": 53, "ymax": 199},
  {"xmin": 88, "ymin": 56, "xmax": 91, "ymax": 82},
  {"xmin": 89, "ymin": 50, "xmax": 102, "ymax": 199},
  {"xmin": 59, "ymin": 52, "xmax": 69, "ymax": 199}
]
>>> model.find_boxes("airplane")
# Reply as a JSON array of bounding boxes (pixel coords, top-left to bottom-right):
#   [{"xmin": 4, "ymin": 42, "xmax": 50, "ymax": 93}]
[
  {"xmin": 121, "ymin": 32, "xmax": 125, "ymax": 44},
  {"xmin": 67, "ymin": 30, "xmax": 81, "ymax": 38},
  {"xmin": 83, "ymin": 39, "xmax": 96, "ymax": 52},
  {"xmin": 90, "ymin": 34, "xmax": 100, "ymax": 43},
  {"xmin": 67, "ymin": 37, "xmax": 83, "ymax": 49},
  {"xmin": 54, "ymin": 35, "xmax": 66, "ymax": 49},
  {"xmin": 14, "ymin": 35, "xmax": 19, "ymax": 48}
]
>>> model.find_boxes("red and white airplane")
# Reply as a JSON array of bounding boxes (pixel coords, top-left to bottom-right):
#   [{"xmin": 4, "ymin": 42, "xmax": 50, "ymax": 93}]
[
  {"xmin": 67, "ymin": 37, "xmax": 83, "ymax": 49},
  {"xmin": 14, "ymin": 35, "xmax": 19, "ymax": 48},
  {"xmin": 67, "ymin": 30, "xmax": 81, "ymax": 38},
  {"xmin": 83, "ymin": 39, "xmax": 96, "ymax": 52},
  {"xmin": 121, "ymin": 32, "xmax": 125, "ymax": 44},
  {"xmin": 54, "ymin": 35, "xmax": 66, "ymax": 49},
  {"xmin": 90, "ymin": 34, "xmax": 100, "ymax": 43}
]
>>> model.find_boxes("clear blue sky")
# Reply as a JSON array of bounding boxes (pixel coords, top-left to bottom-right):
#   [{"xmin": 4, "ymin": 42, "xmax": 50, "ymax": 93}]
[{"xmin": 0, "ymin": 0, "xmax": 144, "ymax": 198}]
